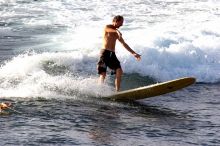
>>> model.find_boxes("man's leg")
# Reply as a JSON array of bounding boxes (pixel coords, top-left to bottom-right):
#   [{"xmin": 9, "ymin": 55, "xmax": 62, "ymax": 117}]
[
  {"xmin": 99, "ymin": 72, "xmax": 106, "ymax": 84},
  {"xmin": 115, "ymin": 68, "xmax": 123, "ymax": 91}
]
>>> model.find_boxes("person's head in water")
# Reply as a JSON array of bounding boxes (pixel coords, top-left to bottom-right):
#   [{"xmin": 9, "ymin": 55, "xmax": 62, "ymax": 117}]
[
  {"xmin": 0, "ymin": 102, "xmax": 11, "ymax": 111},
  {"xmin": 112, "ymin": 15, "xmax": 124, "ymax": 28}
]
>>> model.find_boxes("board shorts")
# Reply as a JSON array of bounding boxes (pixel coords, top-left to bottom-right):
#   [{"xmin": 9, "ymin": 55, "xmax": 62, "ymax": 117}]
[{"xmin": 97, "ymin": 49, "xmax": 121, "ymax": 74}]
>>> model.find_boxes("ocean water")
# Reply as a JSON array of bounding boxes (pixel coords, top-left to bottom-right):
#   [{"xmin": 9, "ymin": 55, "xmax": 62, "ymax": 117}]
[{"xmin": 0, "ymin": 0, "xmax": 220, "ymax": 145}]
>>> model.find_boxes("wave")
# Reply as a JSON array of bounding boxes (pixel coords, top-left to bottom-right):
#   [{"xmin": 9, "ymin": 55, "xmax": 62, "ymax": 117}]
[
  {"xmin": 0, "ymin": 52, "xmax": 113, "ymax": 98},
  {"xmin": 0, "ymin": 0, "xmax": 220, "ymax": 98},
  {"xmin": 0, "ymin": 46, "xmax": 219, "ymax": 98}
]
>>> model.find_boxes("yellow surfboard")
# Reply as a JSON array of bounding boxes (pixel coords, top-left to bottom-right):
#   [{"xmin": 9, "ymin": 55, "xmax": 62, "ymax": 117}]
[{"xmin": 106, "ymin": 77, "xmax": 196, "ymax": 101}]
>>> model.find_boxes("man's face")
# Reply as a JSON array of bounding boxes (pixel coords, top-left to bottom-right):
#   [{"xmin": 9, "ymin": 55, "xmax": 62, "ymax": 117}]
[{"xmin": 115, "ymin": 19, "xmax": 124, "ymax": 28}]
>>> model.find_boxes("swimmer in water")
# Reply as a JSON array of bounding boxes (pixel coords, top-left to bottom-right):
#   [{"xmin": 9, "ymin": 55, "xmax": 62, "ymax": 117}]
[{"xmin": 0, "ymin": 102, "xmax": 11, "ymax": 112}]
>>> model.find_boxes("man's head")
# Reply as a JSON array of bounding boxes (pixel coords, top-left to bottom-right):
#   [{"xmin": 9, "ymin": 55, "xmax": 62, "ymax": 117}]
[
  {"xmin": 0, "ymin": 102, "xmax": 11, "ymax": 110},
  {"xmin": 112, "ymin": 15, "xmax": 124, "ymax": 28}
]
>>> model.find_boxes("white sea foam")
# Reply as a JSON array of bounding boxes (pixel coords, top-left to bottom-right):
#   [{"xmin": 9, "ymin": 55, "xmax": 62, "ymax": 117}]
[
  {"xmin": 0, "ymin": 0, "xmax": 220, "ymax": 98},
  {"xmin": 0, "ymin": 52, "xmax": 113, "ymax": 98}
]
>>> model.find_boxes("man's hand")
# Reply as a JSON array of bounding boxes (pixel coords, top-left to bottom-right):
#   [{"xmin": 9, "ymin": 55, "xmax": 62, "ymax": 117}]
[{"xmin": 133, "ymin": 53, "xmax": 141, "ymax": 61}]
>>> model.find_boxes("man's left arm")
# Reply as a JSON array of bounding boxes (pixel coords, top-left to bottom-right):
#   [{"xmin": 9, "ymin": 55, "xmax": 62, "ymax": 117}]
[{"xmin": 118, "ymin": 35, "xmax": 141, "ymax": 61}]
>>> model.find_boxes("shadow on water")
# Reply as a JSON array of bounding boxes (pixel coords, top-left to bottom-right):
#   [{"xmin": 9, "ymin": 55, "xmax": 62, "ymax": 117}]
[
  {"xmin": 108, "ymin": 73, "xmax": 156, "ymax": 91},
  {"xmin": 1, "ymin": 96, "xmax": 183, "ymax": 118}
]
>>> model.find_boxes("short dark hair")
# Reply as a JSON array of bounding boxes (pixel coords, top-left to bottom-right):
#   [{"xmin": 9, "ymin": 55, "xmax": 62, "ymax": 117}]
[{"xmin": 113, "ymin": 15, "xmax": 124, "ymax": 22}]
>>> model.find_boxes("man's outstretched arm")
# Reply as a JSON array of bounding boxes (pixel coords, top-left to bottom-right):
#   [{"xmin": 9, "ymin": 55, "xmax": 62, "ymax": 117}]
[{"xmin": 118, "ymin": 35, "xmax": 141, "ymax": 61}]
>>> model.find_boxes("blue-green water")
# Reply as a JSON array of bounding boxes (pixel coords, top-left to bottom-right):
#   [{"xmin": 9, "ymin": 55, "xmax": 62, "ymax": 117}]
[{"xmin": 1, "ymin": 84, "xmax": 220, "ymax": 145}]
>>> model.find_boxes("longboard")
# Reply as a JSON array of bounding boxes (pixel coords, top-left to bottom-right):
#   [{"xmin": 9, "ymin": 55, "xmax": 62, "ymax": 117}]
[{"xmin": 106, "ymin": 77, "xmax": 196, "ymax": 101}]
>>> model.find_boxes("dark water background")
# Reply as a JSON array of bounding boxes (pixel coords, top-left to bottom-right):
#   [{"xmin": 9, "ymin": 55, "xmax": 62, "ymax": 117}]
[{"xmin": 1, "ymin": 82, "xmax": 220, "ymax": 146}]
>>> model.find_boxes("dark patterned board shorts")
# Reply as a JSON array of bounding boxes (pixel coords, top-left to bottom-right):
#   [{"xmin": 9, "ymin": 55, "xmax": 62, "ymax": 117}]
[{"xmin": 97, "ymin": 49, "xmax": 121, "ymax": 74}]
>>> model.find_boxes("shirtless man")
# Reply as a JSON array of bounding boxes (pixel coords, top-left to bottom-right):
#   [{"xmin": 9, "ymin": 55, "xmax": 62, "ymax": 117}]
[{"xmin": 97, "ymin": 15, "xmax": 141, "ymax": 91}]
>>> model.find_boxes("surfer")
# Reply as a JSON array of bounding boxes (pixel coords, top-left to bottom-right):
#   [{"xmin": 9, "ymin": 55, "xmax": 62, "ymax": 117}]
[
  {"xmin": 0, "ymin": 102, "xmax": 11, "ymax": 112},
  {"xmin": 97, "ymin": 15, "xmax": 141, "ymax": 91}
]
